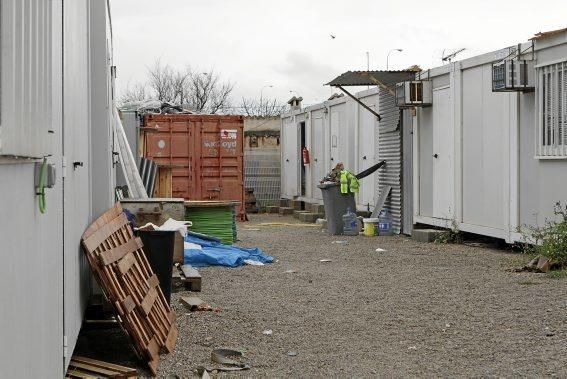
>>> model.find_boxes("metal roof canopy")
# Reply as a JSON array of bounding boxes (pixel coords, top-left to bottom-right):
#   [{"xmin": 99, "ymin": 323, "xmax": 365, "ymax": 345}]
[{"xmin": 326, "ymin": 70, "xmax": 417, "ymax": 121}]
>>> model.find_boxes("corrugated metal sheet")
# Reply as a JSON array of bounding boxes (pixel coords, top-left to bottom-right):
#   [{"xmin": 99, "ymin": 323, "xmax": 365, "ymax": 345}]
[
  {"xmin": 402, "ymin": 109, "xmax": 413, "ymax": 235},
  {"xmin": 377, "ymin": 88, "xmax": 402, "ymax": 233},
  {"xmin": 0, "ymin": 0, "xmax": 53, "ymax": 157},
  {"xmin": 327, "ymin": 70, "xmax": 419, "ymax": 87}
]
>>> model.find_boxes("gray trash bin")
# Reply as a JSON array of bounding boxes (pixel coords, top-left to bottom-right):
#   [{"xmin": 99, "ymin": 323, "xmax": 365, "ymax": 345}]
[{"xmin": 318, "ymin": 183, "xmax": 356, "ymax": 235}]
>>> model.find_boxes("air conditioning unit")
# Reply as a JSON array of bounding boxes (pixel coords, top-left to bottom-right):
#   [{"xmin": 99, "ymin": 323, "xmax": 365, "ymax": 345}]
[
  {"xmin": 492, "ymin": 60, "xmax": 535, "ymax": 92},
  {"xmin": 395, "ymin": 80, "xmax": 432, "ymax": 108}
]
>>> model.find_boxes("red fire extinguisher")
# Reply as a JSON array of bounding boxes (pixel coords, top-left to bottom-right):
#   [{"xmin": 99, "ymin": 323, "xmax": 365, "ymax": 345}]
[{"xmin": 302, "ymin": 147, "xmax": 310, "ymax": 166}]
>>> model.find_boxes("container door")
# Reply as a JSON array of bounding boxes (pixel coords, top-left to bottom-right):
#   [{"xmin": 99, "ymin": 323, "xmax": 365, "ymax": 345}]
[
  {"xmin": 282, "ymin": 119, "xmax": 300, "ymax": 197},
  {"xmin": 312, "ymin": 116, "xmax": 325, "ymax": 200},
  {"xmin": 358, "ymin": 103, "xmax": 377, "ymax": 209},
  {"xmin": 198, "ymin": 120, "xmax": 243, "ymax": 202},
  {"xmin": 432, "ymin": 88, "xmax": 454, "ymax": 219},
  {"xmin": 330, "ymin": 111, "xmax": 340, "ymax": 169},
  {"xmin": 62, "ymin": 0, "xmax": 92, "ymax": 366},
  {"xmin": 144, "ymin": 117, "xmax": 194, "ymax": 199}
]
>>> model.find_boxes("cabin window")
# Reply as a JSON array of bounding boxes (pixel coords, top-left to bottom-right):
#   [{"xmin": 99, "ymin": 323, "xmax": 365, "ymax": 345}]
[{"xmin": 536, "ymin": 61, "xmax": 567, "ymax": 158}]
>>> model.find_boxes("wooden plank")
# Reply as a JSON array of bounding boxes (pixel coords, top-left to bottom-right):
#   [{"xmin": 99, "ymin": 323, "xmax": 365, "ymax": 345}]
[
  {"xmin": 71, "ymin": 356, "xmax": 137, "ymax": 376},
  {"xmin": 146, "ymin": 336, "xmax": 160, "ymax": 357},
  {"xmin": 140, "ymin": 287, "xmax": 158, "ymax": 316},
  {"xmin": 371, "ymin": 185, "xmax": 392, "ymax": 218},
  {"xmin": 66, "ymin": 369, "xmax": 97, "ymax": 379},
  {"xmin": 147, "ymin": 273, "xmax": 159, "ymax": 289},
  {"xmin": 100, "ymin": 237, "xmax": 143, "ymax": 266},
  {"xmin": 164, "ymin": 323, "xmax": 178, "ymax": 354},
  {"xmin": 68, "ymin": 361, "xmax": 119, "ymax": 377},
  {"xmin": 117, "ymin": 252, "xmax": 136, "ymax": 275},
  {"xmin": 180, "ymin": 296, "xmax": 204, "ymax": 309},
  {"xmin": 121, "ymin": 295, "xmax": 136, "ymax": 315},
  {"xmin": 83, "ymin": 213, "xmax": 129, "ymax": 252},
  {"xmin": 82, "ymin": 203, "xmax": 123, "ymax": 240},
  {"xmin": 180, "ymin": 264, "xmax": 201, "ymax": 279}
]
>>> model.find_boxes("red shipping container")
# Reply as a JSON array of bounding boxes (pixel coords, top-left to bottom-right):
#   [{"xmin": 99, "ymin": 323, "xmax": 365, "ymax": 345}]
[{"xmin": 142, "ymin": 114, "xmax": 245, "ymax": 219}]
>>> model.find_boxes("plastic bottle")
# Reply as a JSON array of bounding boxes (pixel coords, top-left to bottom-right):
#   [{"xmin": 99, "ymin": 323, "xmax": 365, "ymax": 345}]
[
  {"xmin": 379, "ymin": 208, "xmax": 393, "ymax": 236},
  {"xmin": 342, "ymin": 207, "xmax": 359, "ymax": 236}
]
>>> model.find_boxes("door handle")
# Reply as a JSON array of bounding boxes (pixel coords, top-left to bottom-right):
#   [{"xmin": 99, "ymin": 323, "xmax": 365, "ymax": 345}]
[
  {"xmin": 314, "ymin": 158, "xmax": 318, "ymax": 162},
  {"xmin": 286, "ymin": 159, "xmax": 289, "ymax": 162},
  {"xmin": 331, "ymin": 157, "xmax": 334, "ymax": 161},
  {"xmin": 363, "ymin": 156, "xmax": 367, "ymax": 160},
  {"xmin": 433, "ymin": 154, "xmax": 439, "ymax": 158},
  {"xmin": 73, "ymin": 161, "xmax": 84, "ymax": 169}
]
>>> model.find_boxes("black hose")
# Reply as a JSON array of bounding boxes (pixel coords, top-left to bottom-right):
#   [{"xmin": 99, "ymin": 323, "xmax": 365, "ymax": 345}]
[{"xmin": 355, "ymin": 160, "xmax": 386, "ymax": 180}]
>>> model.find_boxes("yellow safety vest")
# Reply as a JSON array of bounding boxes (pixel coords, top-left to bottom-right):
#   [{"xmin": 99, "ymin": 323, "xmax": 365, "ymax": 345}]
[{"xmin": 340, "ymin": 170, "xmax": 359, "ymax": 194}]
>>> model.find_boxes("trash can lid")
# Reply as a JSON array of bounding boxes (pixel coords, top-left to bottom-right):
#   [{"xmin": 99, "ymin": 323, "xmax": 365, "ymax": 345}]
[{"xmin": 317, "ymin": 182, "xmax": 340, "ymax": 189}]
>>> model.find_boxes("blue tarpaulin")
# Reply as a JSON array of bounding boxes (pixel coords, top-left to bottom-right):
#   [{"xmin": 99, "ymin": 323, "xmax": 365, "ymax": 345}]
[{"xmin": 184, "ymin": 234, "xmax": 274, "ymax": 268}]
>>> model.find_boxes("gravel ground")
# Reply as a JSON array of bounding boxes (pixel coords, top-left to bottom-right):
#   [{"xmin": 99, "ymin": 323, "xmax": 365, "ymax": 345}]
[{"xmin": 149, "ymin": 214, "xmax": 567, "ymax": 378}]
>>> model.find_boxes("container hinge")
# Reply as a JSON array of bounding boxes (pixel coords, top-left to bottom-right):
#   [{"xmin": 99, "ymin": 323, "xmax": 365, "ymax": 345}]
[
  {"xmin": 63, "ymin": 335, "xmax": 68, "ymax": 358},
  {"xmin": 61, "ymin": 156, "xmax": 67, "ymax": 178}
]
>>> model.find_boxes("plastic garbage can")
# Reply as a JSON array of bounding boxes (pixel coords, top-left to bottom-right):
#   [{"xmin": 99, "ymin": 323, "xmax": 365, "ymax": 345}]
[
  {"xmin": 318, "ymin": 183, "xmax": 357, "ymax": 235},
  {"xmin": 136, "ymin": 230, "xmax": 175, "ymax": 304}
]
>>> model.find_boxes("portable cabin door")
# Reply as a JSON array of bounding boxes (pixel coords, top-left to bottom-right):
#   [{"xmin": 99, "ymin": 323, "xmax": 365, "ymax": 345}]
[
  {"xmin": 358, "ymin": 103, "xmax": 377, "ymax": 209},
  {"xmin": 432, "ymin": 87, "xmax": 454, "ymax": 219},
  {"xmin": 282, "ymin": 118, "xmax": 300, "ymax": 197},
  {"xmin": 62, "ymin": 0, "xmax": 92, "ymax": 365},
  {"xmin": 312, "ymin": 115, "xmax": 326, "ymax": 200},
  {"xmin": 330, "ymin": 111, "xmax": 340, "ymax": 168}
]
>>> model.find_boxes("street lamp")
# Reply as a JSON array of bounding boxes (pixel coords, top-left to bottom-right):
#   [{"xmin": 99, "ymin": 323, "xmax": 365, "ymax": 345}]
[
  {"xmin": 260, "ymin": 84, "xmax": 274, "ymax": 100},
  {"xmin": 386, "ymin": 48, "xmax": 403, "ymax": 70}
]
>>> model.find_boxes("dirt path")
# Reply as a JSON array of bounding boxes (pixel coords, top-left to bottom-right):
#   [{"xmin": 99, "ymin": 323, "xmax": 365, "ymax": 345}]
[{"xmin": 158, "ymin": 214, "xmax": 567, "ymax": 377}]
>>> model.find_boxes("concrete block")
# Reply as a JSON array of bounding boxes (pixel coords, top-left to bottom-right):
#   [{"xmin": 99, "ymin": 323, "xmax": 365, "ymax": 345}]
[
  {"xmin": 293, "ymin": 210, "xmax": 309, "ymax": 219},
  {"xmin": 310, "ymin": 203, "xmax": 325, "ymax": 214},
  {"xmin": 412, "ymin": 229, "xmax": 443, "ymax": 243},
  {"xmin": 266, "ymin": 206, "xmax": 279, "ymax": 214},
  {"xmin": 279, "ymin": 199, "xmax": 290, "ymax": 207},
  {"xmin": 298, "ymin": 212, "xmax": 324, "ymax": 223},
  {"xmin": 291, "ymin": 200, "xmax": 304, "ymax": 211},
  {"xmin": 279, "ymin": 207, "xmax": 294, "ymax": 215}
]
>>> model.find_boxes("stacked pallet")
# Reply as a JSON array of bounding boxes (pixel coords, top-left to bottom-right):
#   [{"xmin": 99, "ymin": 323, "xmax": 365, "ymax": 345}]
[
  {"xmin": 66, "ymin": 356, "xmax": 137, "ymax": 378},
  {"xmin": 81, "ymin": 203, "xmax": 178, "ymax": 376}
]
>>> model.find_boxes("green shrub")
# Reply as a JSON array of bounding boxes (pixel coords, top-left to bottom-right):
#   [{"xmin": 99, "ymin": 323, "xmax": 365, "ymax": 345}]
[{"xmin": 523, "ymin": 202, "xmax": 567, "ymax": 267}]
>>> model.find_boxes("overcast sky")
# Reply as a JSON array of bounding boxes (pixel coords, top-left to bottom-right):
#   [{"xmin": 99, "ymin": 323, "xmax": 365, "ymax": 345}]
[{"xmin": 111, "ymin": 0, "xmax": 567, "ymax": 107}]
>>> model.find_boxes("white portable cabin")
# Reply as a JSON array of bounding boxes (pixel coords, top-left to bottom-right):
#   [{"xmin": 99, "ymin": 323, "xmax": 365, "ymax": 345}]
[
  {"xmin": 0, "ymin": 1, "xmax": 116, "ymax": 376},
  {"xmin": 281, "ymin": 69, "xmax": 417, "ymax": 234},
  {"xmin": 413, "ymin": 27, "xmax": 567, "ymax": 243},
  {"xmin": 280, "ymin": 88, "xmax": 379, "ymax": 212}
]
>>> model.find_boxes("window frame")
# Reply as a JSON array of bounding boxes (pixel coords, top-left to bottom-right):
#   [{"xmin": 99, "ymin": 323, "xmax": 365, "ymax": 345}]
[{"xmin": 535, "ymin": 60, "xmax": 567, "ymax": 159}]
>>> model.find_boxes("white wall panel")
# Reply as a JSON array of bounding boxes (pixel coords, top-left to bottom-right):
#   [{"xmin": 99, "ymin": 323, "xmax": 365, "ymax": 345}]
[{"xmin": 0, "ymin": 0, "xmax": 53, "ymax": 157}]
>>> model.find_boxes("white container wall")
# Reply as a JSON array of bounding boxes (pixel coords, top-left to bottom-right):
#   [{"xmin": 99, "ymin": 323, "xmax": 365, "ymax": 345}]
[
  {"xmin": 414, "ymin": 31, "xmax": 567, "ymax": 242},
  {"xmin": 280, "ymin": 89, "xmax": 380, "ymax": 211},
  {"xmin": 0, "ymin": 1, "xmax": 116, "ymax": 377}
]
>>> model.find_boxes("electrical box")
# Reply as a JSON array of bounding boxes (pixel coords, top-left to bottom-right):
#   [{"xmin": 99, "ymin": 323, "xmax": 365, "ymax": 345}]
[
  {"xmin": 492, "ymin": 60, "xmax": 535, "ymax": 92},
  {"xmin": 395, "ymin": 80, "xmax": 432, "ymax": 107}
]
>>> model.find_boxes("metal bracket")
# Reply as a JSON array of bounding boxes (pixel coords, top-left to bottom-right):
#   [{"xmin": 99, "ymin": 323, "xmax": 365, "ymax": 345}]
[{"xmin": 336, "ymin": 86, "xmax": 382, "ymax": 121}]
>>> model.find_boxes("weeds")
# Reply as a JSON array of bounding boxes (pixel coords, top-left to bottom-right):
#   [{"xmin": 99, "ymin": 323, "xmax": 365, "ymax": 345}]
[
  {"xmin": 435, "ymin": 219, "xmax": 463, "ymax": 244},
  {"xmin": 520, "ymin": 202, "xmax": 567, "ymax": 268}
]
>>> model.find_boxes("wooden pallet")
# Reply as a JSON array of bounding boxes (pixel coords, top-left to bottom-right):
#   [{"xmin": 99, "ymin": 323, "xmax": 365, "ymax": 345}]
[
  {"xmin": 180, "ymin": 264, "xmax": 202, "ymax": 292},
  {"xmin": 81, "ymin": 203, "xmax": 178, "ymax": 376},
  {"xmin": 67, "ymin": 356, "xmax": 137, "ymax": 378}
]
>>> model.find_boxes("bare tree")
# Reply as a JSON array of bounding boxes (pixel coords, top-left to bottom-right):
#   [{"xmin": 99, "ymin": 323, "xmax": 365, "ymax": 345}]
[
  {"xmin": 187, "ymin": 70, "xmax": 234, "ymax": 113},
  {"xmin": 240, "ymin": 96, "xmax": 286, "ymax": 117},
  {"xmin": 118, "ymin": 60, "xmax": 234, "ymax": 114},
  {"xmin": 118, "ymin": 82, "xmax": 150, "ymax": 105}
]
